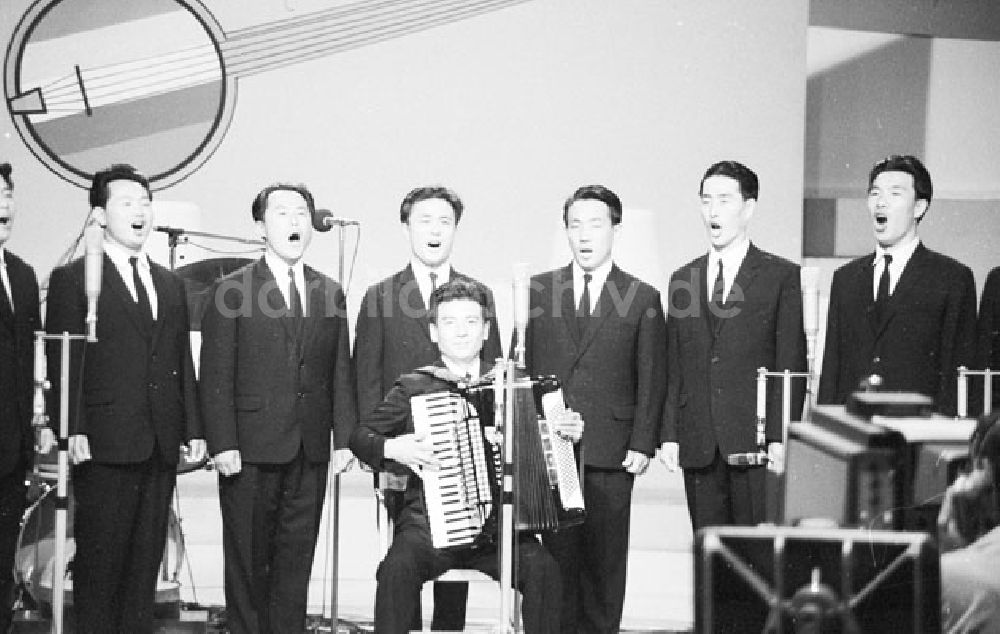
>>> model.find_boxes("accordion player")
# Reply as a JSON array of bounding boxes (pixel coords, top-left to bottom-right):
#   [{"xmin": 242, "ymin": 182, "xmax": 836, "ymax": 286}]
[{"xmin": 413, "ymin": 369, "xmax": 586, "ymax": 550}]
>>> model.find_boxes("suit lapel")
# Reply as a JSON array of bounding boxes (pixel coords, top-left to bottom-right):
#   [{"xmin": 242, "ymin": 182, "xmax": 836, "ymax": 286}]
[
  {"xmin": 714, "ymin": 244, "xmax": 763, "ymax": 338},
  {"xmin": 556, "ymin": 265, "xmax": 582, "ymax": 346},
  {"xmin": 254, "ymin": 258, "xmax": 299, "ymax": 347},
  {"xmin": 396, "ymin": 265, "xmax": 435, "ymax": 347},
  {"xmin": 873, "ymin": 243, "xmax": 926, "ymax": 340},
  {"xmin": 148, "ymin": 263, "xmax": 168, "ymax": 350},
  {"xmin": 576, "ymin": 266, "xmax": 621, "ymax": 356},
  {"xmin": 298, "ymin": 266, "xmax": 326, "ymax": 357},
  {"xmin": 104, "ymin": 255, "xmax": 150, "ymax": 335}
]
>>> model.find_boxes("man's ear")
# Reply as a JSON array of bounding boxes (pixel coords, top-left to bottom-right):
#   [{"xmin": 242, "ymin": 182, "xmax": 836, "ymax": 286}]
[
  {"xmin": 429, "ymin": 322, "xmax": 439, "ymax": 344},
  {"xmin": 914, "ymin": 199, "xmax": 929, "ymax": 222},
  {"xmin": 254, "ymin": 220, "xmax": 267, "ymax": 241},
  {"xmin": 90, "ymin": 207, "xmax": 107, "ymax": 228}
]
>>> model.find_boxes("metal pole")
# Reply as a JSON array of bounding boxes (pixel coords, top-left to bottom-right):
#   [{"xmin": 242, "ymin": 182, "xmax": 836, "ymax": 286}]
[
  {"xmin": 51, "ymin": 333, "xmax": 72, "ymax": 634},
  {"xmin": 986, "ymin": 369, "xmax": 994, "ymax": 415},
  {"xmin": 498, "ymin": 362, "xmax": 515, "ymax": 633},
  {"xmin": 957, "ymin": 367, "xmax": 968, "ymax": 418},
  {"xmin": 327, "ymin": 224, "xmax": 347, "ymax": 631}
]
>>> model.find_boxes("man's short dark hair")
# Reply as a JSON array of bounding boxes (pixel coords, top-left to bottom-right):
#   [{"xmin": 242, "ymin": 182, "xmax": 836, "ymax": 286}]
[
  {"xmin": 89, "ymin": 164, "xmax": 151, "ymax": 209},
  {"xmin": 400, "ymin": 186, "xmax": 463, "ymax": 224},
  {"xmin": 699, "ymin": 160, "xmax": 759, "ymax": 201},
  {"xmin": 250, "ymin": 183, "xmax": 316, "ymax": 222},
  {"xmin": 0, "ymin": 163, "xmax": 12, "ymax": 191},
  {"xmin": 428, "ymin": 279, "xmax": 491, "ymax": 324},
  {"xmin": 868, "ymin": 154, "xmax": 934, "ymax": 213},
  {"xmin": 562, "ymin": 184, "xmax": 622, "ymax": 226}
]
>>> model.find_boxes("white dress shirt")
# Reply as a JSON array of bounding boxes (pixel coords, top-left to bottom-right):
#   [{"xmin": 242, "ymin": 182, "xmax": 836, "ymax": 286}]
[
  {"xmin": 104, "ymin": 240, "xmax": 158, "ymax": 319},
  {"xmin": 0, "ymin": 248, "xmax": 13, "ymax": 313},
  {"xmin": 572, "ymin": 259, "xmax": 613, "ymax": 315},
  {"xmin": 707, "ymin": 237, "xmax": 751, "ymax": 302},
  {"xmin": 873, "ymin": 235, "xmax": 920, "ymax": 300},
  {"xmin": 264, "ymin": 251, "xmax": 306, "ymax": 316},
  {"xmin": 410, "ymin": 259, "xmax": 452, "ymax": 308}
]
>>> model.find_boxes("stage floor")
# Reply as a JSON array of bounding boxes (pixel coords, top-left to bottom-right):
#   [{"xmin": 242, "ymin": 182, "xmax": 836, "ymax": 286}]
[{"xmin": 17, "ymin": 460, "xmax": 695, "ymax": 632}]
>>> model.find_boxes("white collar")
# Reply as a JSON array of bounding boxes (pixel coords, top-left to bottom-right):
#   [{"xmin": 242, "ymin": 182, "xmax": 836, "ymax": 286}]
[
  {"xmin": 264, "ymin": 250, "xmax": 305, "ymax": 280},
  {"xmin": 410, "ymin": 258, "xmax": 451, "ymax": 284},
  {"xmin": 103, "ymin": 239, "xmax": 147, "ymax": 269},
  {"xmin": 442, "ymin": 356, "xmax": 481, "ymax": 381},
  {"xmin": 708, "ymin": 237, "xmax": 751, "ymax": 272},
  {"xmin": 876, "ymin": 235, "xmax": 920, "ymax": 266},
  {"xmin": 572, "ymin": 258, "xmax": 613, "ymax": 286}
]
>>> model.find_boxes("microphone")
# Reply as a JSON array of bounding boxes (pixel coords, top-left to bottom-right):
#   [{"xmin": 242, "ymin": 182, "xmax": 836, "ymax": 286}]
[
  {"xmin": 84, "ymin": 222, "xmax": 103, "ymax": 342},
  {"xmin": 312, "ymin": 209, "xmax": 360, "ymax": 232}
]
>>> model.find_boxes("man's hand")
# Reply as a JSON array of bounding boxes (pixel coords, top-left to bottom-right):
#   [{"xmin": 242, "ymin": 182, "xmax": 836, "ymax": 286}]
[
  {"xmin": 622, "ymin": 450, "xmax": 650, "ymax": 475},
  {"xmin": 332, "ymin": 448, "xmax": 355, "ymax": 475},
  {"xmin": 184, "ymin": 438, "xmax": 207, "ymax": 463},
  {"xmin": 214, "ymin": 449, "xmax": 242, "ymax": 477},
  {"xmin": 68, "ymin": 434, "xmax": 91, "ymax": 465},
  {"xmin": 658, "ymin": 442, "xmax": 679, "ymax": 472},
  {"xmin": 766, "ymin": 442, "xmax": 784, "ymax": 473},
  {"xmin": 35, "ymin": 427, "xmax": 56, "ymax": 454},
  {"xmin": 552, "ymin": 408, "xmax": 584, "ymax": 444},
  {"xmin": 937, "ymin": 467, "xmax": 994, "ymax": 554},
  {"xmin": 384, "ymin": 432, "xmax": 438, "ymax": 473}
]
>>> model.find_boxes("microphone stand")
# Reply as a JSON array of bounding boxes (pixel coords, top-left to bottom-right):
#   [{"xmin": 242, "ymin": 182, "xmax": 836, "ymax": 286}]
[
  {"xmin": 752, "ymin": 367, "xmax": 812, "ymax": 524},
  {"xmin": 957, "ymin": 367, "xmax": 996, "ymax": 417},
  {"xmin": 33, "ymin": 327, "xmax": 92, "ymax": 634},
  {"xmin": 154, "ymin": 226, "xmax": 265, "ymax": 270},
  {"xmin": 323, "ymin": 220, "xmax": 356, "ymax": 633}
]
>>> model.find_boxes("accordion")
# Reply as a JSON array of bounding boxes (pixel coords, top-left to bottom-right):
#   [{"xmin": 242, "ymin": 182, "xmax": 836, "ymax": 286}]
[{"xmin": 412, "ymin": 374, "xmax": 585, "ymax": 550}]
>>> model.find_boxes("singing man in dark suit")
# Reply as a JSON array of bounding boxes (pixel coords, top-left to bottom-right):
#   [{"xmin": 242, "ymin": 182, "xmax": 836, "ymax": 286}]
[
  {"xmin": 978, "ymin": 266, "xmax": 1000, "ymax": 412},
  {"xmin": 521, "ymin": 184, "xmax": 668, "ymax": 634},
  {"xmin": 350, "ymin": 279, "xmax": 568, "ymax": 634},
  {"xmin": 200, "ymin": 183, "xmax": 357, "ymax": 634},
  {"xmin": 354, "ymin": 186, "xmax": 502, "ymax": 630},
  {"xmin": 659, "ymin": 161, "xmax": 806, "ymax": 529},
  {"xmin": 45, "ymin": 164, "xmax": 205, "ymax": 633},
  {"xmin": 0, "ymin": 162, "xmax": 43, "ymax": 633},
  {"xmin": 818, "ymin": 155, "xmax": 978, "ymax": 416}
]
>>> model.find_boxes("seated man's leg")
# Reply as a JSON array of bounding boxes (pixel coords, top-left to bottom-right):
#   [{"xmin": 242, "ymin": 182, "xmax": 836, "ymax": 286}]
[
  {"xmin": 469, "ymin": 535, "xmax": 561, "ymax": 634},
  {"xmin": 430, "ymin": 580, "xmax": 468, "ymax": 631},
  {"xmin": 375, "ymin": 524, "xmax": 451, "ymax": 634},
  {"xmin": 513, "ymin": 536, "xmax": 562, "ymax": 634}
]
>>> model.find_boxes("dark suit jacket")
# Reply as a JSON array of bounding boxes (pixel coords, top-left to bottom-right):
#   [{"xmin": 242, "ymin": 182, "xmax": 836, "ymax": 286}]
[
  {"xmin": 200, "ymin": 258, "xmax": 357, "ymax": 464},
  {"xmin": 818, "ymin": 243, "xmax": 978, "ymax": 416},
  {"xmin": 0, "ymin": 250, "xmax": 40, "ymax": 477},
  {"xmin": 349, "ymin": 364, "xmax": 471, "ymax": 534},
  {"xmin": 354, "ymin": 264, "xmax": 502, "ymax": 419},
  {"xmin": 660, "ymin": 244, "xmax": 806, "ymax": 469},
  {"xmin": 522, "ymin": 264, "xmax": 667, "ymax": 468},
  {"xmin": 45, "ymin": 254, "xmax": 201, "ymax": 464},
  {"xmin": 977, "ymin": 266, "xmax": 1000, "ymax": 409}
]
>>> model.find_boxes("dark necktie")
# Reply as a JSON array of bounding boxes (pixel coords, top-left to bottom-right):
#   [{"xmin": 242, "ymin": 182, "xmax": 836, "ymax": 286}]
[
  {"xmin": 874, "ymin": 254, "xmax": 892, "ymax": 321},
  {"xmin": 288, "ymin": 267, "xmax": 303, "ymax": 318},
  {"xmin": 129, "ymin": 256, "xmax": 153, "ymax": 325},
  {"xmin": 578, "ymin": 273, "xmax": 592, "ymax": 332},
  {"xmin": 712, "ymin": 261, "xmax": 726, "ymax": 306},
  {"xmin": 428, "ymin": 271, "xmax": 439, "ymax": 308}
]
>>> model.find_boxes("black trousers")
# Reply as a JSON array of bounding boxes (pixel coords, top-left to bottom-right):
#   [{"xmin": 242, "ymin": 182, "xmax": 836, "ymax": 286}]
[
  {"xmin": 544, "ymin": 467, "xmax": 634, "ymax": 634},
  {"xmin": 374, "ymin": 524, "xmax": 561, "ymax": 634},
  {"xmin": 72, "ymin": 454, "xmax": 176, "ymax": 634},
  {"xmin": 219, "ymin": 449, "xmax": 328, "ymax": 634},
  {"xmin": 0, "ymin": 470, "xmax": 26, "ymax": 634},
  {"xmin": 682, "ymin": 449, "xmax": 766, "ymax": 530}
]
